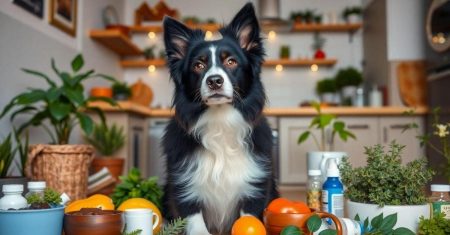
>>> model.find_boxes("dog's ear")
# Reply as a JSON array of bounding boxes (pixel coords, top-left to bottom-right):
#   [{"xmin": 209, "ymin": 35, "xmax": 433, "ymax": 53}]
[
  {"xmin": 224, "ymin": 3, "xmax": 261, "ymax": 51},
  {"xmin": 163, "ymin": 16, "xmax": 193, "ymax": 61}
]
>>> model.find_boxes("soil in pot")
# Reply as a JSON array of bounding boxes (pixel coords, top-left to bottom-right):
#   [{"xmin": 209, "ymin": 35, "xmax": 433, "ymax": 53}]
[{"xmin": 64, "ymin": 208, "xmax": 123, "ymax": 235}]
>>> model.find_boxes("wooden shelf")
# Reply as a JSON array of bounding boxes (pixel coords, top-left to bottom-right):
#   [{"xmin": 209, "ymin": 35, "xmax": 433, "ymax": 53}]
[
  {"xmin": 90, "ymin": 29, "xmax": 142, "ymax": 56},
  {"xmin": 291, "ymin": 23, "xmax": 362, "ymax": 32},
  {"xmin": 120, "ymin": 59, "xmax": 166, "ymax": 68},
  {"xmin": 130, "ymin": 23, "xmax": 221, "ymax": 34},
  {"xmin": 264, "ymin": 58, "xmax": 337, "ymax": 67}
]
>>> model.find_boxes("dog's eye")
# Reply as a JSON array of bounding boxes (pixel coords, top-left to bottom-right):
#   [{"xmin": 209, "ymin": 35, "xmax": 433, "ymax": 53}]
[
  {"xmin": 193, "ymin": 62, "xmax": 206, "ymax": 71},
  {"xmin": 225, "ymin": 58, "xmax": 237, "ymax": 68}
]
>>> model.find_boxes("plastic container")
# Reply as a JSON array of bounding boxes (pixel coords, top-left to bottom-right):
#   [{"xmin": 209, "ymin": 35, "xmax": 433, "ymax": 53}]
[
  {"xmin": 322, "ymin": 159, "xmax": 344, "ymax": 223},
  {"xmin": 307, "ymin": 169, "xmax": 322, "ymax": 211},
  {"xmin": 314, "ymin": 217, "xmax": 362, "ymax": 235},
  {"xmin": 0, "ymin": 206, "xmax": 64, "ymax": 235},
  {"xmin": 0, "ymin": 184, "xmax": 28, "ymax": 210},
  {"xmin": 429, "ymin": 184, "xmax": 450, "ymax": 219},
  {"xmin": 25, "ymin": 181, "xmax": 46, "ymax": 201}
]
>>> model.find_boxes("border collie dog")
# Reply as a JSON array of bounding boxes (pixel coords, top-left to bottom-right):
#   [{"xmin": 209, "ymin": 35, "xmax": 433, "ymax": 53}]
[{"xmin": 162, "ymin": 3, "xmax": 278, "ymax": 234}]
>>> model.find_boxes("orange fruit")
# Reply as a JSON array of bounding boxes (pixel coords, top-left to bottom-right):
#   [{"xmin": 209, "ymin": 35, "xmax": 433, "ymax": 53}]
[
  {"xmin": 117, "ymin": 198, "xmax": 163, "ymax": 234},
  {"xmin": 231, "ymin": 215, "xmax": 267, "ymax": 235},
  {"xmin": 267, "ymin": 198, "xmax": 311, "ymax": 214},
  {"xmin": 65, "ymin": 194, "xmax": 115, "ymax": 213}
]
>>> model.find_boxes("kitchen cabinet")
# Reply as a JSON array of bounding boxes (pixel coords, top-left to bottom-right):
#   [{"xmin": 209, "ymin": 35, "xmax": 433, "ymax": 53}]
[{"xmin": 279, "ymin": 115, "xmax": 425, "ymax": 185}]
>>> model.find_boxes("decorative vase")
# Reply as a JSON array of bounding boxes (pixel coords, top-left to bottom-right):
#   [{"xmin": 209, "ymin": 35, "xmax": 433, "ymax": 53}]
[
  {"xmin": 346, "ymin": 200, "xmax": 430, "ymax": 233},
  {"xmin": 314, "ymin": 49, "xmax": 326, "ymax": 59}
]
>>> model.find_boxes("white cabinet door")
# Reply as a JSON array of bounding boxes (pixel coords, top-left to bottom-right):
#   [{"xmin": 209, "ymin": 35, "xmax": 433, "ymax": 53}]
[
  {"xmin": 279, "ymin": 117, "xmax": 315, "ymax": 184},
  {"xmin": 333, "ymin": 117, "xmax": 379, "ymax": 168},
  {"xmin": 380, "ymin": 116, "xmax": 425, "ymax": 164}
]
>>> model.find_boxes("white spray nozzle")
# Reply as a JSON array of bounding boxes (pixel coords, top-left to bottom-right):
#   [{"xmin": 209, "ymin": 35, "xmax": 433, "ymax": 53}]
[{"xmin": 326, "ymin": 158, "xmax": 340, "ymax": 177}]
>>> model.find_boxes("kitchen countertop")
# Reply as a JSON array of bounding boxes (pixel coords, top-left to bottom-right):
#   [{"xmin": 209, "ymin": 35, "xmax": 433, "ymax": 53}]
[{"xmin": 88, "ymin": 101, "xmax": 428, "ymax": 118}]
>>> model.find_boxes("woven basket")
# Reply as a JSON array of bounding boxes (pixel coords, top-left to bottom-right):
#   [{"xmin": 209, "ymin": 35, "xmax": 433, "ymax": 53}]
[{"xmin": 25, "ymin": 144, "xmax": 94, "ymax": 200}]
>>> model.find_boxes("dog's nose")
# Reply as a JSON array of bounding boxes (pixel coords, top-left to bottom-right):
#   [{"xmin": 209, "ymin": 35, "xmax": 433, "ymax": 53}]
[{"xmin": 206, "ymin": 75, "xmax": 224, "ymax": 90}]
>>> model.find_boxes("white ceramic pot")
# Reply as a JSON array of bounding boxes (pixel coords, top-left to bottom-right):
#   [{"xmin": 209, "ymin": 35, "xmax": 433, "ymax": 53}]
[
  {"xmin": 320, "ymin": 92, "xmax": 335, "ymax": 104},
  {"xmin": 346, "ymin": 14, "xmax": 361, "ymax": 24},
  {"xmin": 307, "ymin": 151, "xmax": 347, "ymax": 180},
  {"xmin": 346, "ymin": 200, "xmax": 430, "ymax": 232}
]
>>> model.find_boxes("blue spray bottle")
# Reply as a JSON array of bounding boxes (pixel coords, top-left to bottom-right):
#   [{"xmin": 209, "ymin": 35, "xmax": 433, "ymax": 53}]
[{"xmin": 321, "ymin": 158, "xmax": 344, "ymax": 222}]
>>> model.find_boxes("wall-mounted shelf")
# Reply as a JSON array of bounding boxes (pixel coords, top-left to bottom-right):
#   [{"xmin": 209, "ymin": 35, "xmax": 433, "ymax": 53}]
[
  {"xmin": 130, "ymin": 23, "xmax": 221, "ymax": 34},
  {"xmin": 90, "ymin": 29, "xmax": 142, "ymax": 56},
  {"xmin": 264, "ymin": 58, "xmax": 337, "ymax": 67},
  {"xmin": 120, "ymin": 59, "xmax": 166, "ymax": 68},
  {"xmin": 291, "ymin": 23, "xmax": 362, "ymax": 32}
]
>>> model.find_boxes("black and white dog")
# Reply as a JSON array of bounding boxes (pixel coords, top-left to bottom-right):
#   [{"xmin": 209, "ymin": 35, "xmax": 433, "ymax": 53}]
[{"xmin": 162, "ymin": 3, "xmax": 278, "ymax": 234}]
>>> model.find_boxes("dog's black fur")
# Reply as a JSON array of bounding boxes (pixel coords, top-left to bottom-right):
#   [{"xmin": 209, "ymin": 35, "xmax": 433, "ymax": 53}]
[{"xmin": 162, "ymin": 3, "xmax": 278, "ymax": 234}]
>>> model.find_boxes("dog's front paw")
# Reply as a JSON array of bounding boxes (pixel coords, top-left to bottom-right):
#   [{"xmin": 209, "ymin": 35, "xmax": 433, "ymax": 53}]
[{"xmin": 186, "ymin": 213, "xmax": 211, "ymax": 235}]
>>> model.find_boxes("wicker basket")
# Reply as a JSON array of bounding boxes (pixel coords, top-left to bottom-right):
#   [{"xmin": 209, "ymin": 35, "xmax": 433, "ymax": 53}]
[{"xmin": 25, "ymin": 144, "xmax": 94, "ymax": 200}]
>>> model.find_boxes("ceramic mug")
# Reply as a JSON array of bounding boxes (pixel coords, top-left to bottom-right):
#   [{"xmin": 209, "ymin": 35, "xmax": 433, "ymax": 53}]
[
  {"xmin": 124, "ymin": 208, "xmax": 159, "ymax": 235},
  {"xmin": 307, "ymin": 151, "xmax": 347, "ymax": 179}
]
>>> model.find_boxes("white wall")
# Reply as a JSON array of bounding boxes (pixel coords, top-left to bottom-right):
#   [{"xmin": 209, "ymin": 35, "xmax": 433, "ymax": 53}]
[
  {"xmin": 123, "ymin": 0, "xmax": 363, "ymax": 108},
  {"xmin": 0, "ymin": 0, "xmax": 124, "ymax": 150}
]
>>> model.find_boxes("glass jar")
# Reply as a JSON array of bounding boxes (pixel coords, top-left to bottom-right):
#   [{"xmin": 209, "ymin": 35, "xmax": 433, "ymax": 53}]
[
  {"xmin": 429, "ymin": 184, "xmax": 450, "ymax": 219},
  {"xmin": 307, "ymin": 169, "xmax": 322, "ymax": 211},
  {"xmin": 0, "ymin": 184, "xmax": 28, "ymax": 210},
  {"xmin": 25, "ymin": 181, "xmax": 46, "ymax": 201}
]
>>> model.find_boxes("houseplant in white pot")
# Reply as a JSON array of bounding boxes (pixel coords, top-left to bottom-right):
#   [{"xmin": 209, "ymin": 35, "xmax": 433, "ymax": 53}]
[
  {"xmin": 335, "ymin": 67, "xmax": 363, "ymax": 106},
  {"xmin": 298, "ymin": 101, "xmax": 356, "ymax": 177},
  {"xmin": 339, "ymin": 141, "xmax": 434, "ymax": 232},
  {"xmin": 342, "ymin": 6, "xmax": 362, "ymax": 24},
  {"xmin": 0, "ymin": 54, "xmax": 117, "ymax": 200},
  {"xmin": 315, "ymin": 78, "xmax": 337, "ymax": 104}
]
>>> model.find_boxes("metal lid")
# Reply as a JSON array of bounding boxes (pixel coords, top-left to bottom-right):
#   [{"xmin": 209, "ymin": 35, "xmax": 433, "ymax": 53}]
[
  {"xmin": 2, "ymin": 184, "xmax": 24, "ymax": 193},
  {"xmin": 431, "ymin": 184, "xmax": 450, "ymax": 192},
  {"xmin": 27, "ymin": 181, "xmax": 46, "ymax": 190},
  {"xmin": 308, "ymin": 169, "xmax": 322, "ymax": 176}
]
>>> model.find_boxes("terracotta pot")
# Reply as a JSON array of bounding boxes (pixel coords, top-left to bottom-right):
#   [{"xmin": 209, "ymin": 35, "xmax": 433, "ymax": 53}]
[
  {"xmin": 91, "ymin": 157, "xmax": 124, "ymax": 181},
  {"xmin": 64, "ymin": 208, "xmax": 123, "ymax": 235},
  {"xmin": 264, "ymin": 209, "xmax": 343, "ymax": 235},
  {"xmin": 90, "ymin": 87, "xmax": 113, "ymax": 98}
]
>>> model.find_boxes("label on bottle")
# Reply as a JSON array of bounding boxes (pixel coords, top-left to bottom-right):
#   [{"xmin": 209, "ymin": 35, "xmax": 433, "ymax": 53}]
[
  {"xmin": 432, "ymin": 201, "xmax": 450, "ymax": 219},
  {"xmin": 322, "ymin": 188, "xmax": 344, "ymax": 223},
  {"xmin": 307, "ymin": 189, "xmax": 321, "ymax": 211}
]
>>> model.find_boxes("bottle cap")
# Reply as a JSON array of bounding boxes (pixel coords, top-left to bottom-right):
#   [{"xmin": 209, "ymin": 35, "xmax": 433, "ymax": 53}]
[
  {"xmin": 431, "ymin": 184, "xmax": 450, "ymax": 192},
  {"xmin": 2, "ymin": 184, "xmax": 24, "ymax": 193},
  {"xmin": 60, "ymin": 193, "xmax": 71, "ymax": 205},
  {"xmin": 326, "ymin": 158, "xmax": 340, "ymax": 177},
  {"xmin": 308, "ymin": 170, "xmax": 322, "ymax": 176},
  {"xmin": 27, "ymin": 181, "xmax": 46, "ymax": 190}
]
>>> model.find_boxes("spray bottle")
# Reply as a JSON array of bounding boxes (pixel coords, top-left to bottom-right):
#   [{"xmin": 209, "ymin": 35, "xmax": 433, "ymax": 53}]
[{"xmin": 322, "ymin": 158, "xmax": 344, "ymax": 223}]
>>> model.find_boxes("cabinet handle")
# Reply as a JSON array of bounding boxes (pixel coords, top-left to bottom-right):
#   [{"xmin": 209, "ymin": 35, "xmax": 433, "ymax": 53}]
[
  {"xmin": 347, "ymin": 124, "xmax": 369, "ymax": 129},
  {"xmin": 390, "ymin": 124, "xmax": 409, "ymax": 130},
  {"xmin": 383, "ymin": 127, "xmax": 387, "ymax": 143}
]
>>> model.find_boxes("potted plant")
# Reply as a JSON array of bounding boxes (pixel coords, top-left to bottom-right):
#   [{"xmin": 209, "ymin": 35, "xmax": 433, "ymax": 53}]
[
  {"xmin": 290, "ymin": 11, "xmax": 304, "ymax": 23},
  {"xmin": 339, "ymin": 141, "xmax": 434, "ymax": 232},
  {"xmin": 335, "ymin": 67, "xmax": 363, "ymax": 106},
  {"xmin": 143, "ymin": 46, "xmax": 156, "ymax": 60},
  {"xmin": 342, "ymin": 6, "xmax": 362, "ymax": 24},
  {"xmin": 316, "ymin": 78, "xmax": 336, "ymax": 104},
  {"xmin": 111, "ymin": 81, "xmax": 132, "ymax": 101},
  {"xmin": 0, "ymin": 54, "xmax": 117, "ymax": 200},
  {"xmin": 297, "ymin": 101, "xmax": 356, "ymax": 177},
  {"xmin": 312, "ymin": 33, "xmax": 326, "ymax": 59},
  {"xmin": 85, "ymin": 122, "xmax": 125, "ymax": 194},
  {"xmin": 303, "ymin": 9, "xmax": 315, "ymax": 24}
]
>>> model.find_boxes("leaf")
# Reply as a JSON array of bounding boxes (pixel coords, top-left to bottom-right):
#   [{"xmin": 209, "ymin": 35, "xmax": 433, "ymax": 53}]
[
  {"xmin": 298, "ymin": 131, "xmax": 310, "ymax": 144},
  {"xmin": 49, "ymin": 102, "xmax": 71, "ymax": 121},
  {"xmin": 10, "ymin": 106, "xmax": 36, "ymax": 121},
  {"xmin": 333, "ymin": 121, "xmax": 345, "ymax": 131},
  {"xmin": 87, "ymin": 96, "xmax": 118, "ymax": 107},
  {"xmin": 371, "ymin": 213, "xmax": 383, "ymax": 229},
  {"xmin": 354, "ymin": 214, "xmax": 361, "ymax": 222},
  {"xmin": 16, "ymin": 90, "xmax": 46, "ymax": 105},
  {"xmin": 51, "ymin": 58, "xmax": 60, "ymax": 76},
  {"xmin": 47, "ymin": 87, "xmax": 62, "ymax": 102},
  {"xmin": 60, "ymin": 72, "xmax": 72, "ymax": 86},
  {"xmin": 363, "ymin": 218, "xmax": 369, "ymax": 230},
  {"xmin": 311, "ymin": 101, "xmax": 321, "ymax": 112},
  {"xmin": 21, "ymin": 68, "xmax": 57, "ymax": 87},
  {"xmin": 76, "ymin": 112, "xmax": 94, "ymax": 135},
  {"xmin": 280, "ymin": 225, "xmax": 302, "ymax": 235},
  {"xmin": 319, "ymin": 229, "xmax": 337, "ymax": 235},
  {"xmin": 63, "ymin": 86, "xmax": 84, "ymax": 106},
  {"xmin": 306, "ymin": 214, "xmax": 322, "ymax": 232},
  {"xmin": 71, "ymin": 54, "xmax": 84, "ymax": 72},
  {"xmin": 392, "ymin": 227, "xmax": 415, "ymax": 235},
  {"xmin": 380, "ymin": 213, "xmax": 397, "ymax": 232},
  {"xmin": 95, "ymin": 73, "xmax": 118, "ymax": 82},
  {"xmin": 72, "ymin": 70, "xmax": 94, "ymax": 85},
  {"xmin": 319, "ymin": 114, "xmax": 335, "ymax": 128}
]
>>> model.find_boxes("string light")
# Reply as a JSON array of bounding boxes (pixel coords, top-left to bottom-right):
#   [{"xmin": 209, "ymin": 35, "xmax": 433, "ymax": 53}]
[
  {"xmin": 310, "ymin": 64, "xmax": 318, "ymax": 72},
  {"xmin": 148, "ymin": 31, "xmax": 156, "ymax": 40},
  {"xmin": 205, "ymin": 31, "xmax": 213, "ymax": 40},
  {"xmin": 148, "ymin": 65, "xmax": 156, "ymax": 73},
  {"xmin": 275, "ymin": 64, "xmax": 283, "ymax": 72},
  {"xmin": 268, "ymin": 30, "xmax": 276, "ymax": 41}
]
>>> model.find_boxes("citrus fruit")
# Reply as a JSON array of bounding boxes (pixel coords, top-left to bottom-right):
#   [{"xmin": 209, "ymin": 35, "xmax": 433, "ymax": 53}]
[
  {"xmin": 117, "ymin": 198, "xmax": 162, "ymax": 233},
  {"xmin": 267, "ymin": 198, "xmax": 311, "ymax": 214},
  {"xmin": 231, "ymin": 215, "xmax": 266, "ymax": 235},
  {"xmin": 65, "ymin": 194, "xmax": 114, "ymax": 213}
]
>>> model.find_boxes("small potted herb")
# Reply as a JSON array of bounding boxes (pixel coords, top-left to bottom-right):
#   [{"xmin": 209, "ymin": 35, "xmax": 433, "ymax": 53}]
[
  {"xmin": 279, "ymin": 45, "xmax": 291, "ymax": 59},
  {"xmin": 316, "ymin": 78, "xmax": 337, "ymax": 104},
  {"xmin": 342, "ymin": 6, "xmax": 362, "ymax": 24},
  {"xmin": 290, "ymin": 11, "xmax": 304, "ymax": 23},
  {"xmin": 143, "ymin": 46, "xmax": 156, "ymax": 60},
  {"xmin": 335, "ymin": 67, "xmax": 363, "ymax": 106},
  {"xmin": 340, "ymin": 141, "xmax": 434, "ymax": 232},
  {"xmin": 303, "ymin": 9, "xmax": 315, "ymax": 24},
  {"xmin": 112, "ymin": 82, "xmax": 132, "ymax": 101}
]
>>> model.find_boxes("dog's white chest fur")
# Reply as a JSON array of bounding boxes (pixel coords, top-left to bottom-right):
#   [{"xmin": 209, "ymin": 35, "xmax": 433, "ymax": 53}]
[{"xmin": 178, "ymin": 104, "xmax": 266, "ymax": 230}]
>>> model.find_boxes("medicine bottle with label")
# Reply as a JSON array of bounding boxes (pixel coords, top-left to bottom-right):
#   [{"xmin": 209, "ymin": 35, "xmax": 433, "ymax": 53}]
[{"xmin": 429, "ymin": 184, "xmax": 450, "ymax": 219}]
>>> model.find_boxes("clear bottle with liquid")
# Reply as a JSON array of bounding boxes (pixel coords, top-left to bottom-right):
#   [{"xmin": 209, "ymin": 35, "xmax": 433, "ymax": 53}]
[
  {"xmin": 429, "ymin": 184, "xmax": 450, "ymax": 219},
  {"xmin": 307, "ymin": 169, "xmax": 322, "ymax": 211}
]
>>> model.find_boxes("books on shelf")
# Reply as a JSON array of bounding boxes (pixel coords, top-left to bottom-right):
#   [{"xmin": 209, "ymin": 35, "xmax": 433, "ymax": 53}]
[{"xmin": 87, "ymin": 167, "xmax": 116, "ymax": 195}]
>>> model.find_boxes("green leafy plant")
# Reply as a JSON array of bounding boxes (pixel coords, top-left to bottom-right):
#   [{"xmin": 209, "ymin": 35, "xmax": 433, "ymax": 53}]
[
  {"xmin": 316, "ymin": 78, "xmax": 337, "ymax": 95},
  {"xmin": 0, "ymin": 54, "xmax": 117, "ymax": 145},
  {"xmin": 335, "ymin": 67, "xmax": 363, "ymax": 89},
  {"xmin": 280, "ymin": 214, "xmax": 336, "ymax": 235},
  {"xmin": 297, "ymin": 101, "xmax": 356, "ymax": 151},
  {"xmin": 44, "ymin": 188, "xmax": 62, "ymax": 205},
  {"xmin": 84, "ymin": 122, "xmax": 125, "ymax": 156},
  {"xmin": 339, "ymin": 141, "xmax": 433, "ymax": 206},
  {"xmin": 0, "ymin": 134, "xmax": 16, "ymax": 177},
  {"xmin": 143, "ymin": 46, "xmax": 156, "ymax": 60},
  {"xmin": 112, "ymin": 82, "xmax": 132, "ymax": 101},
  {"xmin": 418, "ymin": 212, "xmax": 450, "ymax": 235},
  {"xmin": 290, "ymin": 11, "xmax": 304, "ymax": 22},
  {"xmin": 13, "ymin": 129, "xmax": 29, "ymax": 176},
  {"xmin": 158, "ymin": 217, "xmax": 187, "ymax": 235},
  {"xmin": 342, "ymin": 6, "xmax": 362, "ymax": 20},
  {"xmin": 280, "ymin": 45, "xmax": 291, "ymax": 59},
  {"xmin": 354, "ymin": 213, "xmax": 415, "ymax": 235},
  {"xmin": 111, "ymin": 168, "xmax": 163, "ymax": 210},
  {"xmin": 122, "ymin": 225, "xmax": 142, "ymax": 235}
]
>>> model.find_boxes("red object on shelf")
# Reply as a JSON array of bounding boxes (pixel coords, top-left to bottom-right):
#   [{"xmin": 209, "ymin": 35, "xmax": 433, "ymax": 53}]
[{"xmin": 314, "ymin": 49, "xmax": 326, "ymax": 59}]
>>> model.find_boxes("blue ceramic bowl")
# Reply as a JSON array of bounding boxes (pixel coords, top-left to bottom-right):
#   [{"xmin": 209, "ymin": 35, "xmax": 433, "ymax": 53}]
[{"xmin": 0, "ymin": 206, "xmax": 64, "ymax": 235}]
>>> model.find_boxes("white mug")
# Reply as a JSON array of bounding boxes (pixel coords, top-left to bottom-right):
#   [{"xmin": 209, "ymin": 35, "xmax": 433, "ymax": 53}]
[{"xmin": 124, "ymin": 208, "xmax": 160, "ymax": 235}]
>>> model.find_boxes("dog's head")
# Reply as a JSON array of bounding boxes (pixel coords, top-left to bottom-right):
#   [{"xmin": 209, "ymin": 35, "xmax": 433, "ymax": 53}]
[{"xmin": 163, "ymin": 3, "xmax": 264, "ymax": 107}]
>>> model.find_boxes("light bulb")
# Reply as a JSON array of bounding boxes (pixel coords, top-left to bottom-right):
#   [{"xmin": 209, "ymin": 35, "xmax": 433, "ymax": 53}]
[
  {"xmin": 268, "ymin": 31, "xmax": 276, "ymax": 41},
  {"xmin": 310, "ymin": 64, "xmax": 319, "ymax": 72},
  {"xmin": 205, "ymin": 31, "xmax": 213, "ymax": 40},
  {"xmin": 275, "ymin": 64, "xmax": 283, "ymax": 72},
  {"xmin": 148, "ymin": 65, "xmax": 156, "ymax": 73},
  {"xmin": 148, "ymin": 31, "xmax": 156, "ymax": 40}
]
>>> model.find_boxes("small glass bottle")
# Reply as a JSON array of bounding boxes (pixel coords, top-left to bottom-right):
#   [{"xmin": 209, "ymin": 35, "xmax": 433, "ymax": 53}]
[
  {"xmin": 25, "ymin": 181, "xmax": 46, "ymax": 201},
  {"xmin": 307, "ymin": 169, "xmax": 322, "ymax": 211},
  {"xmin": 0, "ymin": 184, "xmax": 28, "ymax": 210},
  {"xmin": 429, "ymin": 184, "xmax": 450, "ymax": 219}
]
